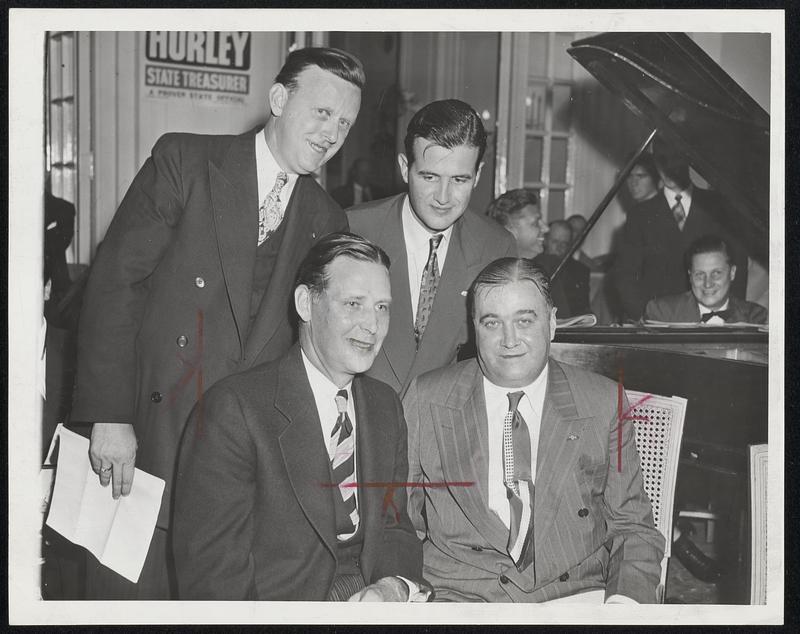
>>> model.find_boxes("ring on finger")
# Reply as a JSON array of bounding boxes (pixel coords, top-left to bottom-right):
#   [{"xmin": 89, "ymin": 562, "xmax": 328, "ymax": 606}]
[{"xmin": 100, "ymin": 466, "xmax": 112, "ymax": 473}]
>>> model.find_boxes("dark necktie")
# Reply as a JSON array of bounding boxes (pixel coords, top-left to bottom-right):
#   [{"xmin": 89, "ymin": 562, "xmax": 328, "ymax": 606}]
[
  {"xmin": 503, "ymin": 391, "xmax": 535, "ymax": 571},
  {"xmin": 701, "ymin": 309, "xmax": 732, "ymax": 323},
  {"xmin": 258, "ymin": 171, "xmax": 288, "ymax": 246},
  {"xmin": 330, "ymin": 389, "xmax": 359, "ymax": 536},
  {"xmin": 671, "ymin": 193, "xmax": 686, "ymax": 231},
  {"xmin": 414, "ymin": 234, "xmax": 443, "ymax": 348}
]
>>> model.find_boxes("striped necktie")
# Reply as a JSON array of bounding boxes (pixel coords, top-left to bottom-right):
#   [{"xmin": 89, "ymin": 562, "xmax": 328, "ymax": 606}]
[
  {"xmin": 503, "ymin": 391, "xmax": 535, "ymax": 571},
  {"xmin": 258, "ymin": 171, "xmax": 288, "ymax": 246},
  {"xmin": 671, "ymin": 193, "xmax": 686, "ymax": 231},
  {"xmin": 414, "ymin": 233, "xmax": 443, "ymax": 348},
  {"xmin": 330, "ymin": 389, "xmax": 359, "ymax": 537}
]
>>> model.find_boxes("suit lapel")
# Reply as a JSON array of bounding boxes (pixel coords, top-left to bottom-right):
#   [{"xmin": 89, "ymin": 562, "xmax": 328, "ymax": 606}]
[
  {"xmin": 533, "ymin": 360, "xmax": 590, "ymax": 544},
  {"xmin": 351, "ymin": 376, "xmax": 392, "ymax": 572},
  {"xmin": 435, "ymin": 362, "xmax": 510, "ymax": 553},
  {"xmin": 209, "ymin": 130, "xmax": 259, "ymax": 356},
  {"xmin": 275, "ymin": 348, "xmax": 337, "ymax": 559},
  {"xmin": 376, "ymin": 197, "xmax": 415, "ymax": 388}
]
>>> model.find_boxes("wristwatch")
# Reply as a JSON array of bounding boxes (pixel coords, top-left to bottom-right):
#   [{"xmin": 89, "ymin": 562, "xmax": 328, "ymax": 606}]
[{"xmin": 395, "ymin": 575, "xmax": 433, "ymax": 602}]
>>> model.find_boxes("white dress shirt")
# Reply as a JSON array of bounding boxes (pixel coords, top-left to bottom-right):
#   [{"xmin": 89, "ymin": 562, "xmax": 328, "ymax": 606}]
[
  {"xmin": 256, "ymin": 129, "xmax": 299, "ymax": 216},
  {"xmin": 401, "ymin": 195, "xmax": 453, "ymax": 318},
  {"xmin": 662, "ymin": 184, "xmax": 693, "ymax": 221},
  {"xmin": 482, "ymin": 364, "xmax": 548, "ymax": 528}
]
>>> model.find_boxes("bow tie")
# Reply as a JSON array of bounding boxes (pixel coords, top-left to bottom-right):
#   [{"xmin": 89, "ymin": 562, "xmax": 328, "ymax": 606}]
[{"xmin": 701, "ymin": 309, "xmax": 732, "ymax": 323}]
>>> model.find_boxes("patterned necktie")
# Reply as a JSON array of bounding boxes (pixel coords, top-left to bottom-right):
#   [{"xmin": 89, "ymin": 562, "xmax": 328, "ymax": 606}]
[
  {"xmin": 701, "ymin": 309, "xmax": 732, "ymax": 323},
  {"xmin": 414, "ymin": 234, "xmax": 443, "ymax": 348},
  {"xmin": 671, "ymin": 193, "xmax": 686, "ymax": 231},
  {"xmin": 503, "ymin": 391, "xmax": 535, "ymax": 571},
  {"xmin": 330, "ymin": 389, "xmax": 359, "ymax": 537},
  {"xmin": 257, "ymin": 171, "xmax": 288, "ymax": 246}
]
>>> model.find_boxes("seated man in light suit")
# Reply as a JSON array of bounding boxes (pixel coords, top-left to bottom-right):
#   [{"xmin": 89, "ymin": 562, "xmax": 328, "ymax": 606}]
[
  {"xmin": 404, "ymin": 257, "xmax": 664, "ymax": 603},
  {"xmin": 347, "ymin": 99, "xmax": 516, "ymax": 397},
  {"xmin": 644, "ymin": 234, "xmax": 767, "ymax": 325},
  {"xmin": 173, "ymin": 233, "xmax": 428, "ymax": 601}
]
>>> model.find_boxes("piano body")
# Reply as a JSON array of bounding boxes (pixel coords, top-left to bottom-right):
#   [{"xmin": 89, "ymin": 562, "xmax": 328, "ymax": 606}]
[{"xmin": 550, "ymin": 32, "xmax": 770, "ymax": 603}]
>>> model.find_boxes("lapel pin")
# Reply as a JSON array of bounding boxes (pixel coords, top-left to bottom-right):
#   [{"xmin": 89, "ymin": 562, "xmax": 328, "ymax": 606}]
[{"xmin": 567, "ymin": 434, "xmax": 579, "ymax": 441}]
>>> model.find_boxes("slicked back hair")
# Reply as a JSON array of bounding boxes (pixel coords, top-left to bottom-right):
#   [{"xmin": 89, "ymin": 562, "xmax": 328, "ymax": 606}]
[
  {"xmin": 275, "ymin": 47, "xmax": 365, "ymax": 91},
  {"xmin": 685, "ymin": 234, "xmax": 733, "ymax": 270},
  {"xmin": 468, "ymin": 257, "xmax": 554, "ymax": 319},
  {"xmin": 404, "ymin": 99, "xmax": 487, "ymax": 171},
  {"xmin": 485, "ymin": 189, "xmax": 540, "ymax": 227},
  {"xmin": 295, "ymin": 232, "xmax": 390, "ymax": 298}
]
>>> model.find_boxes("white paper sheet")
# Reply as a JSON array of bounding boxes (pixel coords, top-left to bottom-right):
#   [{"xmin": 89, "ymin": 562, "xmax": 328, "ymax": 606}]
[{"xmin": 45, "ymin": 426, "xmax": 165, "ymax": 583}]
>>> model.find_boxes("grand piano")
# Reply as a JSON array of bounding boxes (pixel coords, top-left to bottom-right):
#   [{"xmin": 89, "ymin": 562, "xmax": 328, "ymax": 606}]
[{"xmin": 550, "ymin": 32, "xmax": 770, "ymax": 603}]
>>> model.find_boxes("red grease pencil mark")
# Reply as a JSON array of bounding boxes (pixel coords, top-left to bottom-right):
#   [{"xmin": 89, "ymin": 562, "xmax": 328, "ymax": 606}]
[
  {"xmin": 321, "ymin": 481, "xmax": 475, "ymax": 523},
  {"xmin": 617, "ymin": 366, "xmax": 653, "ymax": 472},
  {"xmin": 168, "ymin": 309, "xmax": 204, "ymax": 437}
]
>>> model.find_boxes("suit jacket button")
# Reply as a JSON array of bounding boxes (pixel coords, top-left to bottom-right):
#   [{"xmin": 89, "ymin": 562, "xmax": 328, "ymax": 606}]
[
  {"xmin": 150, "ymin": 391, "xmax": 163, "ymax": 403},
  {"xmin": 499, "ymin": 574, "xmax": 510, "ymax": 584},
  {"xmin": 195, "ymin": 276, "xmax": 205, "ymax": 288},
  {"xmin": 578, "ymin": 508, "xmax": 589, "ymax": 518},
  {"xmin": 176, "ymin": 335, "xmax": 188, "ymax": 347},
  {"xmin": 471, "ymin": 546, "xmax": 483, "ymax": 551},
  {"xmin": 559, "ymin": 572, "xmax": 569, "ymax": 582}
]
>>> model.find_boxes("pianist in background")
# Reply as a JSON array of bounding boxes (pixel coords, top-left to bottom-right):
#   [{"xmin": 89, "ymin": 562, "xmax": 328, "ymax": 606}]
[
  {"xmin": 644, "ymin": 234, "xmax": 767, "ymax": 325},
  {"xmin": 611, "ymin": 136, "xmax": 749, "ymax": 321}
]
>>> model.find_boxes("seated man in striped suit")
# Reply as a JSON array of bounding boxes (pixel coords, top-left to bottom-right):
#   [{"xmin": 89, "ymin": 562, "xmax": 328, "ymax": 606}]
[
  {"xmin": 173, "ymin": 233, "xmax": 428, "ymax": 601},
  {"xmin": 404, "ymin": 258, "xmax": 664, "ymax": 602}
]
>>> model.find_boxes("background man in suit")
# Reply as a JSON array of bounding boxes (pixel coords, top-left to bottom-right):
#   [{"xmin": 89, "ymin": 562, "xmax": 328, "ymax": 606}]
[
  {"xmin": 347, "ymin": 99, "xmax": 516, "ymax": 397},
  {"xmin": 645, "ymin": 234, "xmax": 767, "ymax": 325},
  {"xmin": 331, "ymin": 157, "xmax": 374, "ymax": 208},
  {"xmin": 485, "ymin": 188, "xmax": 548, "ymax": 259},
  {"xmin": 71, "ymin": 47, "xmax": 364, "ymax": 599},
  {"xmin": 534, "ymin": 220, "xmax": 591, "ymax": 319},
  {"xmin": 611, "ymin": 136, "xmax": 748, "ymax": 321},
  {"xmin": 173, "ymin": 233, "xmax": 426, "ymax": 601},
  {"xmin": 404, "ymin": 258, "xmax": 664, "ymax": 603}
]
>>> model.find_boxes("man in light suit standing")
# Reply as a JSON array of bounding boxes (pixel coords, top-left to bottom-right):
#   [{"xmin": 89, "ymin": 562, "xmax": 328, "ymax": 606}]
[
  {"xmin": 347, "ymin": 99, "xmax": 516, "ymax": 397},
  {"xmin": 174, "ymin": 233, "xmax": 429, "ymax": 601},
  {"xmin": 72, "ymin": 47, "xmax": 363, "ymax": 598},
  {"xmin": 404, "ymin": 257, "xmax": 664, "ymax": 602}
]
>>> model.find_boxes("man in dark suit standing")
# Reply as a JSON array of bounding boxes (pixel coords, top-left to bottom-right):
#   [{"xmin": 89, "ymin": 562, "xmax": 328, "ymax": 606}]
[
  {"xmin": 174, "ymin": 233, "xmax": 426, "ymax": 601},
  {"xmin": 347, "ymin": 99, "xmax": 516, "ymax": 397},
  {"xmin": 71, "ymin": 47, "xmax": 364, "ymax": 599},
  {"xmin": 645, "ymin": 234, "xmax": 767, "ymax": 325},
  {"xmin": 405, "ymin": 258, "xmax": 664, "ymax": 602},
  {"xmin": 612, "ymin": 137, "xmax": 748, "ymax": 321}
]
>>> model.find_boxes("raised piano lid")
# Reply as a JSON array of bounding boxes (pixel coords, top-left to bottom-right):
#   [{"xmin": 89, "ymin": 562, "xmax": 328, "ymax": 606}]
[{"xmin": 567, "ymin": 32, "xmax": 769, "ymax": 263}]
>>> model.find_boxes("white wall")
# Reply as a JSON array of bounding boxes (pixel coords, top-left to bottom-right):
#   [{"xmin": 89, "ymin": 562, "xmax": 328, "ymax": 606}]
[{"xmin": 87, "ymin": 31, "xmax": 284, "ymax": 260}]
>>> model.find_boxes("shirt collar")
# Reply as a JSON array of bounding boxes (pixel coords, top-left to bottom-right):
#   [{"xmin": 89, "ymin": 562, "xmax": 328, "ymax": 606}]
[
  {"xmin": 401, "ymin": 194, "xmax": 453, "ymax": 250},
  {"xmin": 663, "ymin": 183, "xmax": 693, "ymax": 207},
  {"xmin": 300, "ymin": 347, "xmax": 352, "ymax": 400},
  {"xmin": 482, "ymin": 362, "xmax": 549, "ymax": 412},
  {"xmin": 256, "ymin": 128, "xmax": 298, "ymax": 202},
  {"xmin": 697, "ymin": 298, "xmax": 730, "ymax": 315}
]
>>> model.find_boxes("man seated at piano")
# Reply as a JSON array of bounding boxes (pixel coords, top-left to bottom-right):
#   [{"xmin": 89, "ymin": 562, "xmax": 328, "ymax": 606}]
[
  {"xmin": 611, "ymin": 136, "xmax": 749, "ymax": 322},
  {"xmin": 644, "ymin": 234, "xmax": 767, "ymax": 325}
]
